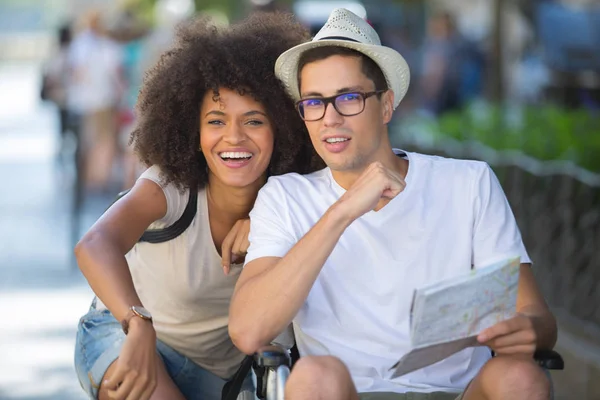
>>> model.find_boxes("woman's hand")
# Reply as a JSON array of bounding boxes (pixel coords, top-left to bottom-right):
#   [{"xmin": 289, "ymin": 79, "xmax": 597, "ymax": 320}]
[
  {"xmin": 221, "ymin": 218, "xmax": 251, "ymax": 275},
  {"xmin": 103, "ymin": 318, "xmax": 158, "ymax": 400}
]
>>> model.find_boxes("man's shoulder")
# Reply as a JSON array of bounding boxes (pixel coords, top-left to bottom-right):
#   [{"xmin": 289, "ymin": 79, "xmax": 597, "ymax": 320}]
[
  {"xmin": 255, "ymin": 168, "xmax": 332, "ymax": 210},
  {"xmin": 251, "ymin": 168, "xmax": 332, "ymax": 220},
  {"xmin": 263, "ymin": 168, "xmax": 330, "ymax": 191},
  {"xmin": 412, "ymin": 151, "xmax": 488, "ymax": 170},
  {"xmin": 409, "ymin": 151, "xmax": 491, "ymax": 182}
]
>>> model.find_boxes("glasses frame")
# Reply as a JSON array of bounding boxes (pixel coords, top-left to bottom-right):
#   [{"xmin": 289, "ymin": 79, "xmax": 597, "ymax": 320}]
[{"xmin": 295, "ymin": 90, "xmax": 387, "ymax": 121}]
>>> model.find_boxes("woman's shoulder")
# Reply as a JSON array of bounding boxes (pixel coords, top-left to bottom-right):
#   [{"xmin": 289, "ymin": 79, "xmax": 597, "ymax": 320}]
[{"xmin": 137, "ymin": 165, "xmax": 199, "ymax": 227}]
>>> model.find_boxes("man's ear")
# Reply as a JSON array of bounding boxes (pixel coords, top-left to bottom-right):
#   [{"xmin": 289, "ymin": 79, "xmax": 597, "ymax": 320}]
[{"xmin": 381, "ymin": 90, "xmax": 395, "ymax": 124}]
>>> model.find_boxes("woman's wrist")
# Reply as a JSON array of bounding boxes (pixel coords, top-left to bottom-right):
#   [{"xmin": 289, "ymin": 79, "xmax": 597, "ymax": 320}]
[{"xmin": 127, "ymin": 316, "xmax": 155, "ymax": 336}]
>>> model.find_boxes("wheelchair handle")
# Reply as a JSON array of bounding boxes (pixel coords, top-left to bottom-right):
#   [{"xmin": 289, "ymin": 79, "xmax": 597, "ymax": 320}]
[{"xmin": 255, "ymin": 345, "xmax": 292, "ymax": 368}]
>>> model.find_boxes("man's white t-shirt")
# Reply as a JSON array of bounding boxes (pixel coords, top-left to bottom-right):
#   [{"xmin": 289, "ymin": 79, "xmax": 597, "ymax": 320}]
[{"xmin": 245, "ymin": 149, "xmax": 531, "ymax": 393}]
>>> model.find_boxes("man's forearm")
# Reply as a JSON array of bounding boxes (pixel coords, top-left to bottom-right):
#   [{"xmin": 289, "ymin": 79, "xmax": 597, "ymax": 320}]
[
  {"xmin": 519, "ymin": 304, "xmax": 558, "ymax": 350},
  {"xmin": 230, "ymin": 204, "xmax": 352, "ymax": 354}
]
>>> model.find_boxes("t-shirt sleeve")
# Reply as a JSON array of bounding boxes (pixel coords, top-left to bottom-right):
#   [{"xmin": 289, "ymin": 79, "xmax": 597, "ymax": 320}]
[
  {"xmin": 245, "ymin": 179, "xmax": 297, "ymax": 265},
  {"xmin": 472, "ymin": 163, "xmax": 531, "ymax": 267},
  {"xmin": 137, "ymin": 165, "xmax": 189, "ymax": 228}
]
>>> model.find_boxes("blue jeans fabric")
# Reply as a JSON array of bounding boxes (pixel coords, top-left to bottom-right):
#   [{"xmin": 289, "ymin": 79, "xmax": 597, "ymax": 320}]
[{"xmin": 74, "ymin": 299, "xmax": 254, "ymax": 399}]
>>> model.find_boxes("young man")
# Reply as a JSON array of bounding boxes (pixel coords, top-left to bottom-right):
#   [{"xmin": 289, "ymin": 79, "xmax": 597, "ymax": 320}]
[{"xmin": 229, "ymin": 8, "xmax": 557, "ymax": 400}]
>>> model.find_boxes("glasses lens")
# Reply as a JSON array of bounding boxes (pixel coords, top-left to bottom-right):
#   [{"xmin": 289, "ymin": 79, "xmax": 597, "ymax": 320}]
[
  {"xmin": 298, "ymin": 98, "xmax": 324, "ymax": 121},
  {"xmin": 335, "ymin": 93, "xmax": 364, "ymax": 116}
]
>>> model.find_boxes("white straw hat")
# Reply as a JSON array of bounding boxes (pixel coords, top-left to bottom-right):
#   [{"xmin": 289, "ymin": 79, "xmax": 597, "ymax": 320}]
[{"xmin": 275, "ymin": 7, "xmax": 410, "ymax": 109}]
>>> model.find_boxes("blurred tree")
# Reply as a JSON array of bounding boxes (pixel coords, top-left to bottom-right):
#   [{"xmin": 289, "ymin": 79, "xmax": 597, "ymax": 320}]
[
  {"xmin": 193, "ymin": 0, "xmax": 238, "ymax": 18},
  {"xmin": 490, "ymin": 0, "xmax": 505, "ymax": 103},
  {"xmin": 116, "ymin": 0, "xmax": 161, "ymax": 26}
]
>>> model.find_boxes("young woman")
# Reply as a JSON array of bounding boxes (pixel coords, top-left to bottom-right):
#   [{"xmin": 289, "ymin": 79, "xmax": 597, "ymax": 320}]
[{"xmin": 73, "ymin": 12, "xmax": 322, "ymax": 400}]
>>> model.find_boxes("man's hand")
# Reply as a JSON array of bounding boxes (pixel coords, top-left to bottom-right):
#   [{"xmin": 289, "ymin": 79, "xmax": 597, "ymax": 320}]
[
  {"xmin": 221, "ymin": 218, "xmax": 251, "ymax": 275},
  {"xmin": 477, "ymin": 313, "xmax": 538, "ymax": 356},
  {"xmin": 336, "ymin": 161, "xmax": 406, "ymax": 222}
]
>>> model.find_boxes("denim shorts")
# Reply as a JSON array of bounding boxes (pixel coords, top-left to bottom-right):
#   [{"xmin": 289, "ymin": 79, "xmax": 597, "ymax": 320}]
[{"xmin": 74, "ymin": 299, "xmax": 254, "ymax": 400}]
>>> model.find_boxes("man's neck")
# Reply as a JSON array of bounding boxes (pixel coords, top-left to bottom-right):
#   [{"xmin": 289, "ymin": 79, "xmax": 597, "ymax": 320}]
[
  {"xmin": 331, "ymin": 150, "xmax": 408, "ymax": 191},
  {"xmin": 206, "ymin": 174, "xmax": 265, "ymax": 224}
]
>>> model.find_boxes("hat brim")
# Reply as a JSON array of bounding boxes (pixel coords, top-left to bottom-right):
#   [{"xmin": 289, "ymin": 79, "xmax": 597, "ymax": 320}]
[{"xmin": 275, "ymin": 39, "xmax": 410, "ymax": 109}]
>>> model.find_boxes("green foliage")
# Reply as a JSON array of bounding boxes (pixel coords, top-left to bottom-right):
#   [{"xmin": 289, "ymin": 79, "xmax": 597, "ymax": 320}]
[
  {"xmin": 411, "ymin": 104, "xmax": 600, "ymax": 173},
  {"xmin": 194, "ymin": 0, "xmax": 236, "ymax": 18},
  {"xmin": 124, "ymin": 0, "xmax": 159, "ymax": 26}
]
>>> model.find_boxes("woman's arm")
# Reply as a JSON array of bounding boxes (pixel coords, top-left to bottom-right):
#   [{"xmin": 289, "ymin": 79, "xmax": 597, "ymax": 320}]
[{"xmin": 74, "ymin": 178, "xmax": 167, "ymax": 323}]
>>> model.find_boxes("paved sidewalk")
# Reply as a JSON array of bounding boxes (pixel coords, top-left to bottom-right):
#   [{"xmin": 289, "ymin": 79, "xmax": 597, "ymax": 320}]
[{"xmin": 0, "ymin": 61, "xmax": 104, "ymax": 400}]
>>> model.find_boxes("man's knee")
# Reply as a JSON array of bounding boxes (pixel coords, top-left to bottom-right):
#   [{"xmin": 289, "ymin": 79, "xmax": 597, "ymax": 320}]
[
  {"xmin": 478, "ymin": 356, "xmax": 551, "ymax": 398},
  {"xmin": 285, "ymin": 356, "xmax": 357, "ymax": 400},
  {"xmin": 288, "ymin": 356, "xmax": 351, "ymax": 386}
]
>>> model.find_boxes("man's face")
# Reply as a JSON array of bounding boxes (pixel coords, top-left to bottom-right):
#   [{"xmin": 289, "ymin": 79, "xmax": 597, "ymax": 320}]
[{"xmin": 298, "ymin": 54, "xmax": 393, "ymax": 173}]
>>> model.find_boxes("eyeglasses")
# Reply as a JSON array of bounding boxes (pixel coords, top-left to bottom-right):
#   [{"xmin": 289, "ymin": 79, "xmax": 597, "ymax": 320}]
[{"xmin": 295, "ymin": 90, "xmax": 387, "ymax": 122}]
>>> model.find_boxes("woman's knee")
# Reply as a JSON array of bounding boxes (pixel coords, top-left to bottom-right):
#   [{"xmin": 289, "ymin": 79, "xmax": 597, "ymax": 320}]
[
  {"xmin": 98, "ymin": 360, "xmax": 118, "ymax": 400},
  {"xmin": 98, "ymin": 356, "xmax": 185, "ymax": 400}
]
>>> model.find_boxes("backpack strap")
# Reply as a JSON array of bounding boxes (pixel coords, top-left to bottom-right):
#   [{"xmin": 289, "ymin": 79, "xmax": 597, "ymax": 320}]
[
  {"xmin": 111, "ymin": 187, "xmax": 198, "ymax": 244},
  {"xmin": 139, "ymin": 189, "xmax": 198, "ymax": 243},
  {"xmin": 221, "ymin": 355, "xmax": 254, "ymax": 400}
]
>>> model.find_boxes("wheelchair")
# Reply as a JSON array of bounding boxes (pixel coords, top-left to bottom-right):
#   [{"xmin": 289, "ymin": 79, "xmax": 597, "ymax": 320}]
[{"xmin": 249, "ymin": 342, "xmax": 565, "ymax": 400}]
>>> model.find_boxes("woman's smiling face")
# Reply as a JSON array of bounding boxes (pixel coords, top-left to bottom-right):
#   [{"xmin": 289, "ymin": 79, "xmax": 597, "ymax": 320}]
[{"xmin": 200, "ymin": 88, "xmax": 274, "ymax": 188}]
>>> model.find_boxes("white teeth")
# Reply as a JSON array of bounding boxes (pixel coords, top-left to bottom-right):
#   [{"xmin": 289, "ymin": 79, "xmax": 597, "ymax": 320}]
[
  {"xmin": 219, "ymin": 151, "xmax": 253, "ymax": 159},
  {"xmin": 325, "ymin": 138, "xmax": 349, "ymax": 143}
]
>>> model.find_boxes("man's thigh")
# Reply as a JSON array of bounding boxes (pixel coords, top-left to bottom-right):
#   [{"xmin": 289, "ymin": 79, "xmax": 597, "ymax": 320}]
[{"xmin": 358, "ymin": 391, "xmax": 462, "ymax": 400}]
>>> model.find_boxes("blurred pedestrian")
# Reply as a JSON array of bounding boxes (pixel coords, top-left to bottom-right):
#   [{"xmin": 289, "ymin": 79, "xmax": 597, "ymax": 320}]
[
  {"xmin": 419, "ymin": 12, "xmax": 483, "ymax": 115},
  {"xmin": 40, "ymin": 22, "xmax": 73, "ymax": 167},
  {"xmin": 67, "ymin": 9, "xmax": 125, "ymax": 193}
]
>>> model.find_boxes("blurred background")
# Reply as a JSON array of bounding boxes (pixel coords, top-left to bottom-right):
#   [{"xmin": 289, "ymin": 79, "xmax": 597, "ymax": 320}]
[{"xmin": 0, "ymin": 0, "xmax": 598, "ymax": 399}]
